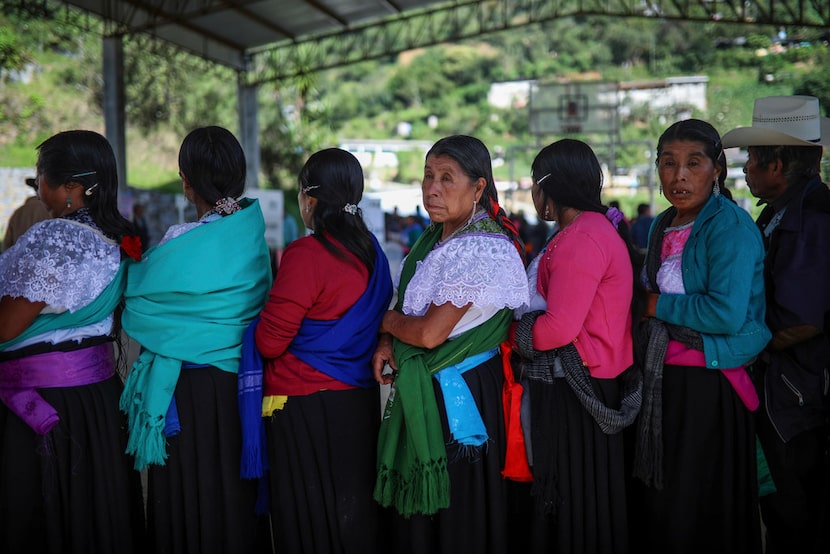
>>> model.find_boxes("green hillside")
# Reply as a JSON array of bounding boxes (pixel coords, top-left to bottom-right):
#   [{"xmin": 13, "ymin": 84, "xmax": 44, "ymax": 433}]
[{"xmin": 1, "ymin": 7, "xmax": 828, "ymax": 198}]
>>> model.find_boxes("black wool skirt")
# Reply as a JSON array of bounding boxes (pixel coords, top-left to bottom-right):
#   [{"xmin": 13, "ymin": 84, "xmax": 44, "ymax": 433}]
[
  {"xmin": 265, "ymin": 386, "xmax": 382, "ymax": 554},
  {"xmin": 507, "ymin": 372, "xmax": 630, "ymax": 554},
  {"xmin": 383, "ymin": 354, "xmax": 509, "ymax": 554},
  {"xmin": 627, "ymin": 364, "xmax": 762, "ymax": 554},
  {"xmin": 0, "ymin": 375, "xmax": 146, "ymax": 554},
  {"xmin": 146, "ymin": 366, "xmax": 271, "ymax": 554}
]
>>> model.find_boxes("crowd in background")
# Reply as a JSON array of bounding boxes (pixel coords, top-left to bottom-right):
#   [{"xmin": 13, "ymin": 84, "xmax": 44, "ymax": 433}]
[{"xmin": 0, "ymin": 95, "xmax": 828, "ymax": 554}]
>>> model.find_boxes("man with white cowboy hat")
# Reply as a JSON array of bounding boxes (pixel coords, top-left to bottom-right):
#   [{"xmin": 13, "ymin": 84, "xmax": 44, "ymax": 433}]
[
  {"xmin": 1, "ymin": 176, "xmax": 49, "ymax": 252},
  {"xmin": 722, "ymin": 95, "xmax": 830, "ymax": 554}
]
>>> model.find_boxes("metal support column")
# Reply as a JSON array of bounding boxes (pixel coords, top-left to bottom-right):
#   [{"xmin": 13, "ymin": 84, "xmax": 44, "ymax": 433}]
[
  {"xmin": 237, "ymin": 74, "xmax": 260, "ymax": 189},
  {"xmin": 102, "ymin": 35, "xmax": 126, "ymax": 191}
]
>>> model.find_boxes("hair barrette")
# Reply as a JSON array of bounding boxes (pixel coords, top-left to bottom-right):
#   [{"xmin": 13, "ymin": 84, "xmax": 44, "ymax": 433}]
[
  {"xmin": 84, "ymin": 183, "xmax": 99, "ymax": 197},
  {"xmin": 343, "ymin": 203, "xmax": 358, "ymax": 215}
]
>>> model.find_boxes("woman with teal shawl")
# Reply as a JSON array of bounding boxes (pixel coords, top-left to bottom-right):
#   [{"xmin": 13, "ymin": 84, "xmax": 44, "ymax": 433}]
[
  {"xmin": 372, "ymin": 136, "xmax": 529, "ymax": 554},
  {"xmin": 120, "ymin": 127, "xmax": 272, "ymax": 554},
  {"xmin": 255, "ymin": 148, "xmax": 393, "ymax": 554}
]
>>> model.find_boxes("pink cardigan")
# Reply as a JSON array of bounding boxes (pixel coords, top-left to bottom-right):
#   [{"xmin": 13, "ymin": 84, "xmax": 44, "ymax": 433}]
[{"xmin": 533, "ymin": 211, "xmax": 633, "ymax": 379}]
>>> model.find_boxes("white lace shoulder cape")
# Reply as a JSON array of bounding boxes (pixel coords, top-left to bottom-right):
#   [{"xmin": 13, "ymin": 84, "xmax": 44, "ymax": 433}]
[
  {"xmin": 0, "ymin": 218, "xmax": 121, "ymax": 312},
  {"xmin": 401, "ymin": 231, "xmax": 529, "ymax": 316}
]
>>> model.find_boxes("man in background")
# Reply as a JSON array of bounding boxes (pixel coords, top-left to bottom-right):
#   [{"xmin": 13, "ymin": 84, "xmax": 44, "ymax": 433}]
[
  {"xmin": 2, "ymin": 176, "xmax": 49, "ymax": 252},
  {"xmin": 723, "ymin": 95, "xmax": 830, "ymax": 554}
]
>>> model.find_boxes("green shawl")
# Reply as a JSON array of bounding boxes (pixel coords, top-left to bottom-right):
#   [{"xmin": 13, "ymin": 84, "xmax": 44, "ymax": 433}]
[
  {"xmin": 0, "ymin": 262, "xmax": 128, "ymax": 351},
  {"xmin": 374, "ymin": 219, "xmax": 512, "ymax": 517},
  {"xmin": 119, "ymin": 198, "xmax": 272, "ymax": 470}
]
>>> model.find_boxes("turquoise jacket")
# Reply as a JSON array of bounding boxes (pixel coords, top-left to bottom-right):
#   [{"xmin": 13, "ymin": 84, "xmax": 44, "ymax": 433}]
[{"xmin": 654, "ymin": 193, "xmax": 771, "ymax": 369}]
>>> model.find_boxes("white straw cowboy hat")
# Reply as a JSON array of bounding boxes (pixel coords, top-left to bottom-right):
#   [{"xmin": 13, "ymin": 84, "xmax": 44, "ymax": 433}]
[{"xmin": 721, "ymin": 95, "xmax": 830, "ymax": 148}]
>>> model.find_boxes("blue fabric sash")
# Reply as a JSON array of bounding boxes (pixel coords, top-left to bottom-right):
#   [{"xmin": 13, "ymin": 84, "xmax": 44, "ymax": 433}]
[
  {"xmin": 287, "ymin": 235, "xmax": 393, "ymax": 387},
  {"xmin": 434, "ymin": 347, "xmax": 498, "ymax": 447}
]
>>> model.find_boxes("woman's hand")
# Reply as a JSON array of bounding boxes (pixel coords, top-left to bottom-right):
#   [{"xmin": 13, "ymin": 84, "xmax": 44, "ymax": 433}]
[{"xmin": 372, "ymin": 332, "xmax": 397, "ymax": 385}]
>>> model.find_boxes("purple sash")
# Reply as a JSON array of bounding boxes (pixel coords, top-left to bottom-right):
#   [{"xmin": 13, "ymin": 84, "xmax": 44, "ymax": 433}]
[{"xmin": 0, "ymin": 343, "xmax": 114, "ymax": 434}]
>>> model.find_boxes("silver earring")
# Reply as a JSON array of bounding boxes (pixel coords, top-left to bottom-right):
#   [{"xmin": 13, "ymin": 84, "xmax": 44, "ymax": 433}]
[
  {"xmin": 66, "ymin": 197, "xmax": 72, "ymax": 208},
  {"xmin": 467, "ymin": 201, "xmax": 476, "ymax": 226},
  {"xmin": 305, "ymin": 205, "xmax": 310, "ymax": 213},
  {"xmin": 713, "ymin": 180, "xmax": 721, "ymax": 196},
  {"xmin": 544, "ymin": 205, "xmax": 550, "ymax": 220}
]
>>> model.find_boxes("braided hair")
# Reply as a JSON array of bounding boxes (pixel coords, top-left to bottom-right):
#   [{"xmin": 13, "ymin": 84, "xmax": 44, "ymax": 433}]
[{"xmin": 426, "ymin": 135, "xmax": 525, "ymax": 262}]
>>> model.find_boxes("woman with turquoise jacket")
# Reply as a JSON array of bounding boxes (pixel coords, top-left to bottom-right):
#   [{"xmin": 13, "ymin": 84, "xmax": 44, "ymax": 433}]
[
  {"xmin": 120, "ymin": 126, "xmax": 272, "ymax": 554},
  {"xmin": 629, "ymin": 119, "xmax": 770, "ymax": 554}
]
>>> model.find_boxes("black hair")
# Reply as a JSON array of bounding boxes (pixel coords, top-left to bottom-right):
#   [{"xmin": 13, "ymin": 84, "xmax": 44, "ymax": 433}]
[
  {"xmin": 178, "ymin": 126, "xmax": 246, "ymax": 206},
  {"xmin": 656, "ymin": 119, "xmax": 733, "ymax": 201},
  {"xmin": 299, "ymin": 148, "xmax": 376, "ymax": 273},
  {"xmin": 426, "ymin": 135, "xmax": 524, "ymax": 262},
  {"xmin": 531, "ymin": 138, "xmax": 646, "ymax": 326},
  {"xmin": 748, "ymin": 144, "xmax": 823, "ymax": 185},
  {"xmin": 36, "ymin": 130, "xmax": 135, "ymax": 248}
]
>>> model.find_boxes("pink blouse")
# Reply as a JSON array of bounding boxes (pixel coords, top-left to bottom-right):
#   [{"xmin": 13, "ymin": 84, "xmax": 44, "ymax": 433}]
[{"xmin": 533, "ymin": 211, "xmax": 633, "ymax": 379}]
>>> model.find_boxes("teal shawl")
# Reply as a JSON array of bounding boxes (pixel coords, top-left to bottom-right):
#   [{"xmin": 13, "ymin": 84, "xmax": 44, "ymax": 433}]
[
  {"xmin": 374, "ymin": 218, "xmax": 512, "ymax": 517},
  {"xmin": 120, "ymin": 198, "xmax": 272, "ymax": 470},
  {"xmin": 0, "ymin": 262, "xmax": 128, "ymax": 351}
]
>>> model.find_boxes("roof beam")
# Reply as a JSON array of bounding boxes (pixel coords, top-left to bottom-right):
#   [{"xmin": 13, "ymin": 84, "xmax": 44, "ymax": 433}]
[{"xmin": 245, "ymin": 0, "xmax": 830, "ymax": 85}]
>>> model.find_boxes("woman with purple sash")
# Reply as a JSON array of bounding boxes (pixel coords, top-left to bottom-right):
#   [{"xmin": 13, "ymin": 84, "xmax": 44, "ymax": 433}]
[
  {"xmin": 255, "ymin": 148, "xmax": 393, "ymax": 554},
  {"xmin": 0, "ymin": 130, "xmax": 146, "ymax": 554}
]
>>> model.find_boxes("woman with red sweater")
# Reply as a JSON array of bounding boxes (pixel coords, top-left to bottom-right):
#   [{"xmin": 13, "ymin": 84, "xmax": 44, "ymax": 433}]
[
  {"xmin": 255, "ymin": 148, "xmax": 393, "ymax": 554},
  {"xmin": 509, "ymin": 139, "xmax": 644, "ymax": 554}
]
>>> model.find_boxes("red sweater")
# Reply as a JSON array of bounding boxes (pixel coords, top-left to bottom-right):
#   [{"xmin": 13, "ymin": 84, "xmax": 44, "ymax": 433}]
[{"xmin": 255, "ymin": 235, "xmax": 369, "ymax": 396}]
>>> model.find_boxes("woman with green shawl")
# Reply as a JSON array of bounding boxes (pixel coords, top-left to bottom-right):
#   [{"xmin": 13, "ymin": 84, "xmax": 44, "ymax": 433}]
[
  {"xmin": 120, "ymin": 126, "xmax": 272, "ymax": 554},
  {"xmin": 372, "ymin": 135, "xmax": 529, "ymax": 554}
]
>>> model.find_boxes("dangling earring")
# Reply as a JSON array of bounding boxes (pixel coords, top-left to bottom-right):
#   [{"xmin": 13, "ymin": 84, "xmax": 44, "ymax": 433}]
[
  {"xmin": 467, "ymin": 200, "xmax": 476, "ymax": 226},
  {"xmin": 544, "ymin": 204, "xmax": 550, "ymax": 220},
  {"xmin": 305, "ymin": 205, "xmax": 310, "ymax": 213},
  {"xmin": 65, "ymin": 197, "xmax": 72, "ymax": 208},
  {"xmin": 713, "ymin": 180, "xmax": 721, "ymax": 197}
]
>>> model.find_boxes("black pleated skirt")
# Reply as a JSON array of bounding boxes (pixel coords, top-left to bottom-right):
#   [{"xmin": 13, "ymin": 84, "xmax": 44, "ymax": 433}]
[
  {"xmin": 383, "ymin": 354, "xmax": 509, "ymax": 554},
  {"xmin": 0, "ymin": 375, "xmax": 146, "ymax": 554},
  {"xmin": 265, "ymin": 386, "xmax": 382, "ymax": 554},
  {"xmin": 507, "ymin": 372, "xmax": 629, "ymax": 554},
  {"xmin": 146, "ymin": 366, "xmax": 271, "ymax": 554},
  {"xmin": 627, "ymin": 364, "xmax": 762, "ymax": 554}
]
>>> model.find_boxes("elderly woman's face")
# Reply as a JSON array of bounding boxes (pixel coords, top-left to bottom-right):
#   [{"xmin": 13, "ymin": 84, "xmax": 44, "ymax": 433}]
[
  {"xmin": 421, "ymin": 154, "xmax": 483, "ymax": 237},
  {"xmin": 657, "ymin": 139, "xmax": 721, "ymax": 219}
]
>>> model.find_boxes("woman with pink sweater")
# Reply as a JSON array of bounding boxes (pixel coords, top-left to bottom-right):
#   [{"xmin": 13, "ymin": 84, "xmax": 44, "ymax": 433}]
[{"xmin": 509, "ymin": 139, "xmax": 644, "ymax": 554}]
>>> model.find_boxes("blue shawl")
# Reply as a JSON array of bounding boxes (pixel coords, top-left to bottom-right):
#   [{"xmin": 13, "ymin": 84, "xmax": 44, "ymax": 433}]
[{"xmin": 287, "ymin": 234, "xmax": 393, "ymax": 387}]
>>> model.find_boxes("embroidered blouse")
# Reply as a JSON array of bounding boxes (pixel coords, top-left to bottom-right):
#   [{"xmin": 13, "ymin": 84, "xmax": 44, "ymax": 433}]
[
  {"xmin": 397, "ymin": 225, "xmax": 528, "ymax": 339},
  {"xmin": 0, "ymin": 210, "xmax": 121, "ymax": 350}
]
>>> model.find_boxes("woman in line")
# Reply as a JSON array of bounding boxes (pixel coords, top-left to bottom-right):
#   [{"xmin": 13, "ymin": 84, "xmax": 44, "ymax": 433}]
[
  {"xmin": 255, "ymin": 148, "xmax": 393, "ymax": 554},
  {"xmin": 509, "ymin": 139, "xmax": 644, "ymax": 554},
  {"xmin": 0, "ymin": 130, "xmax": 145, "ymax": 553},
  {"xmin": 629, "ymin": 119, "xmax": 769, "ymax": 553},
  {"xmin": 120, "ymin": 126, "xmax": 273, "ymax": 554},
  {"xmin": 372, "ymin": 135, "xmax": 529, "ymax": 554}
]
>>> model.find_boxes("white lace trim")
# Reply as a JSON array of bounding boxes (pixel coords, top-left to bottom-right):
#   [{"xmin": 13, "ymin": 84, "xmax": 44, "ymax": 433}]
[
  {"xmin": 0, "ymin": 218, "xmax": 121, "ymax": 312},
  {"xmin": 402, "ymin": 232, "xmax": 528, "ymax": 316},
  {"xmin": 159, "ymin": 213, "xmax": 222, "ymax": 245}
]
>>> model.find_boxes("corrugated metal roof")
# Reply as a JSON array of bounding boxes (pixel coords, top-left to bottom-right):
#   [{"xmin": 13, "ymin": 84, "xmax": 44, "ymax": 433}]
[{"xmin": 61, "ymin": 0, "xmax": 451, "ymax": 69}]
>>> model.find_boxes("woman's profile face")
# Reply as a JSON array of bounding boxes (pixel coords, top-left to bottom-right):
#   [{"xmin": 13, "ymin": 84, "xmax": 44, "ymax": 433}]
[
  {"xmin": 421, "ymin": 154, "xmax": 482, "ymax": 234},
  {"xmin": 657, "ymin": 139, "xmax": 720, "ymax": 218}
]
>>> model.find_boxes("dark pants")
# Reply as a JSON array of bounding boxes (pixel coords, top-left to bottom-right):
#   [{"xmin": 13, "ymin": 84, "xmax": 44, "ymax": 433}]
[{"xmin": 756, "ymin": 403, "xmax": 830, "ymax": 554}]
